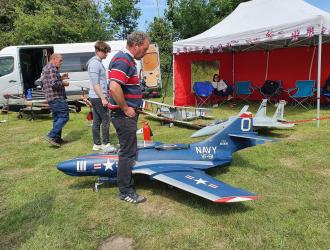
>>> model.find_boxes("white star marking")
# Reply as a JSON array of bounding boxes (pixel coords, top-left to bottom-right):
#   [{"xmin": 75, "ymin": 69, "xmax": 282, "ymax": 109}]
[
  {"xmin": 194, "ymin": 178, "xmax": 208, "ymax": 185},
  {"xmin": 103, "ymin": 159, "xmax": 115, "ymax": 171}
]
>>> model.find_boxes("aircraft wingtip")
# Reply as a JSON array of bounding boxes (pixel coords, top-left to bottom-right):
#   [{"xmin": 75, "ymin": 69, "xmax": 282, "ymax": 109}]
[{"xmin": 214, "ymin": 196, "xmax": 259, "ymax": 203}]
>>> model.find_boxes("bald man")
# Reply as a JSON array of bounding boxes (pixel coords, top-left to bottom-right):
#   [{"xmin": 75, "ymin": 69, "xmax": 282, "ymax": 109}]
[{"xmin": 42, "ymin": 53, "xmax": 70, "ymax": 147}]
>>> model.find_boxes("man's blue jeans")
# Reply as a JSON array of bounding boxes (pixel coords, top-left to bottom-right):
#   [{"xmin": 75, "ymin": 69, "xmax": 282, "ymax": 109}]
[{"xmin": 48, "ymin": 99, "xmax": 69, "ymax": 140}]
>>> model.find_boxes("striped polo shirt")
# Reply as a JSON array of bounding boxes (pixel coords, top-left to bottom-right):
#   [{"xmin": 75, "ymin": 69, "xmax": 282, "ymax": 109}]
[{"xmin": 108, "ymin": 49, "xmax": 142, "ymax": 110}]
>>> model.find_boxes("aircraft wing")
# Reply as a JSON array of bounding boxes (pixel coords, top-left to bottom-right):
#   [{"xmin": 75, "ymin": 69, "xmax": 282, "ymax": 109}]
[
  {"xmin": 139, "ymin": 110, "xmax": 204, "ymax": 129},
  {"xmin": 253, "ymin": 122, "xmax": 295, "ymax": 129},
  {"xmin": 133, "ymin": 166, "xmax": 257, "ymax": 203}
]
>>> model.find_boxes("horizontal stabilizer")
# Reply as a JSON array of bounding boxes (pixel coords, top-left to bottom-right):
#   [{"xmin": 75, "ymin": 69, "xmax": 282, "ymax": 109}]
[
  {"xmin": 229, "ymin": 133, "xmax": 275, "ymax": 142},
  {"xmin": 141, "ymin": 166, "xmax": 257, "ymax": 203}
]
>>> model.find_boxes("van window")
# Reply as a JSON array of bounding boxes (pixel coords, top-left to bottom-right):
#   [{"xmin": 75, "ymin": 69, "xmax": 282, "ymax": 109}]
[
  {"xmin": 0, "ymin": 57, "xmax": 14, "ymax": 77},
  {"xmin": 59, "ymin": 52, "xmax": 94, "ymax": 73}
]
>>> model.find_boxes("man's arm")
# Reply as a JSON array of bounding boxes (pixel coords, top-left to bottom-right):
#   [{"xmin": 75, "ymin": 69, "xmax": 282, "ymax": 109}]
[
  {"xmin": 88, "ymin": 62, "xmax": 108, "ymax": 106},
  {"xmin": 93, "ymin": 84, "xmax": 108, "ymax": 106},
  {"xmin": 109, "ymin": 80, "xmax": 135, "ymax": 117},
  {"xmin": 50, "ymin": 68, "xmax": 68, "ymax": 88}
]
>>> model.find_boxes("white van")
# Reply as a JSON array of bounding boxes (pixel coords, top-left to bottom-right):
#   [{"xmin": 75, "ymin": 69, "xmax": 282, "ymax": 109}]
[{"xmin": 0, "ymin": 41, "xmax": 129, "ymax": 108}]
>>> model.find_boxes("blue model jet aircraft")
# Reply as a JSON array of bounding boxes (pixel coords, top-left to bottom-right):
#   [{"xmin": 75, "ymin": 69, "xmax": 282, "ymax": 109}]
[{"xmin": 57, "ymin": 112, "xmax": 274, "ymax": 203}]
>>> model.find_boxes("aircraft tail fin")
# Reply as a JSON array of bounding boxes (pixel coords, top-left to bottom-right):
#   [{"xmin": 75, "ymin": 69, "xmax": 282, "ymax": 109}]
[
  {"xmin": 255, "ymin": 99, "xmax": 268, "ymax": 117},
  {"xmin": 237, "ymin": 105, "xmax": 250, "ymax": 116},
  {"xmin": 272, "ymin": 100, "xmax": 286, "ymax": 121}
]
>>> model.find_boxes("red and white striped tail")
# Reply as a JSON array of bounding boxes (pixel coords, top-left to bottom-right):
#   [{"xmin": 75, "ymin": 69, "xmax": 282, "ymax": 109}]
[{"xmin": 214, "ymin": 196, "xmax": 258, "ymax": 203}]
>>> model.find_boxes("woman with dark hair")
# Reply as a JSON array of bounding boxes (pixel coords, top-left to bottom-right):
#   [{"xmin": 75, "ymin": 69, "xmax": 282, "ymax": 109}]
[{"xmin": 211, "ymin": 74, "xmax": 235, "ymax": 106}]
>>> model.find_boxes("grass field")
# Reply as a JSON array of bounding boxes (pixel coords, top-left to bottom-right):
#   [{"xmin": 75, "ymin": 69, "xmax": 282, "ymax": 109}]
[{"xmin": 0, "ymin": 100, "xmax": 329, "ymax": 250}]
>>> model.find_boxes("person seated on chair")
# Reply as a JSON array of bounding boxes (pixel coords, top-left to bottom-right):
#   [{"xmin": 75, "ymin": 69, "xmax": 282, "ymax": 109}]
[
  {"xmin": 211, "ymin": 74, "xmax": 234, "ymax": 100},
  {"xmin": 211, "ymin": 74, "xmax": 235, "ymax": 107}
]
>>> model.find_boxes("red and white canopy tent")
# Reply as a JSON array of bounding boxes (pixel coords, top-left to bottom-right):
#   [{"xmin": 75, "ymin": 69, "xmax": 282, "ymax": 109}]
[{"xmin": 172, "ymin": 0, "xmax": 330, "ymax": 127}]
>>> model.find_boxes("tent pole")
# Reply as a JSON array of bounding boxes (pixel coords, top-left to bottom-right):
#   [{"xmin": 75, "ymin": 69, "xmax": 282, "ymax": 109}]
[
  {"xmin": 232, "ymin": 52, "xmax": 235, "ymax": 84},
  {"xmin": 309, "ymin": 46, "xmax": 316, "ymax": 80},
  {"xmin": 265, "ymin": 50, "xmax": 269, "ymax": 80},
  {"xmin": 172, "ymin": 54, "xmax": 175, "ymax": 105},
  {"xmin": 316, "ymin": 31, "xmax": 322, "ymax": 128}
]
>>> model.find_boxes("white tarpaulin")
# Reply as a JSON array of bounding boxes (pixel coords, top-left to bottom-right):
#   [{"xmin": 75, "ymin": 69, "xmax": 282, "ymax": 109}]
[{"xmin": 173, "ymin": 0, "xmax": 330, "ymax": 53}]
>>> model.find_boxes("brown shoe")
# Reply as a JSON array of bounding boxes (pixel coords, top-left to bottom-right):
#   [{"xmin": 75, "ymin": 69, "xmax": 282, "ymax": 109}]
[
  {"xmin": 43, "ymin": 136, "xmax": 60, "ymax": 147},
  {"xmin": 56, "ymin": 138, "xmax": 67, "ymax": 145}
]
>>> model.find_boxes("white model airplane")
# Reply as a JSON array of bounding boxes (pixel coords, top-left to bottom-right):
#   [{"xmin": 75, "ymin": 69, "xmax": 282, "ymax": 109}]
[
  {"xmin": 191, "ymin": 99, "xmax": 294, "ymax": 138},
  {"xmin": 253, "ymin": 99, "xmax": 294, "ymax": 129},
  {"xmin": 141, "ymin": 100, "xmax": 214, "ymax": 128}
]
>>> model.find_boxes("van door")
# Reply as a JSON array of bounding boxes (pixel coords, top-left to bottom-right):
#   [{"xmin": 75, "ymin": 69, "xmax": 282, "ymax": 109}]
[
  {"xmin": 19, "ymin": 47, "xmax": 53, "ymax": 94},
  {"xmin": 0, "ymin": 53, "xmax": 21, "ymax": 106},
  {"xmin": 141, "ymin": 44, "xmax": 162, "ymax": 89}
]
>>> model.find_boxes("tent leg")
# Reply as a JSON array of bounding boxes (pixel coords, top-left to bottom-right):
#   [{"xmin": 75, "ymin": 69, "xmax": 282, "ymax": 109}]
[{"xmin": 317, "ymin": 31, "xmax": 322, "ymax": 128}]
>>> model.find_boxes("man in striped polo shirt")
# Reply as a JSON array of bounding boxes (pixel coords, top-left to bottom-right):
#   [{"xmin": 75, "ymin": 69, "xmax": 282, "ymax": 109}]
[{"xmin": 108, "ymin": 31, "xmax": 150, "ymax": 204}]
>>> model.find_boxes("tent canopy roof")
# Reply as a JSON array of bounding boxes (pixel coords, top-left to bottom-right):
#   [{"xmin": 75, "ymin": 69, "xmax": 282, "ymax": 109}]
[{"xmin": 173, "ymin": 0, "xmax": 330, "ymax": 53}]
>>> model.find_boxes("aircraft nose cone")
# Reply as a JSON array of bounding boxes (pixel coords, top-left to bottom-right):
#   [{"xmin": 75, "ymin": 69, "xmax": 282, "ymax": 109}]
[{"xmin": 57, "ymin": 160, "xmax": 74, "ymax": 174}]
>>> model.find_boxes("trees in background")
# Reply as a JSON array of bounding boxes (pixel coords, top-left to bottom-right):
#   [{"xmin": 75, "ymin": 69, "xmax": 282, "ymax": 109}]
[
  {"xmin": 0, "ymin": 0, "xmax": 142, "ymax": 49},
  {"xmin": 0, "ymin": 0, "xmax": 246, "ymax": 49},
  {"xmin": 166, "ymin": 0, "xmax": 249, "ymax": 40},
  {"xmin": 0, "ymin": 0, "xmax": 111, "ymax": 49},
  {"xmin": 147, "ymin": 17, "xmax": 173, "ymax": 86},
  {"xmin": 105, "ymin": 0, "xmax": 141, "ymax": 40},
  {"xmin": 0, "ymin": 0, "xmax": 246, "ymax": 96}
]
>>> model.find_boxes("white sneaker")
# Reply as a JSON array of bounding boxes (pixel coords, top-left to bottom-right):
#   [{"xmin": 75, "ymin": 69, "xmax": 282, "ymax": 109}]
[
  {"xmin": 92, "ymin": 144, "xmax": 103, "ymax": 151},
  {"xmin": 102, "ymin": 143, "xmax": 117, "ymax": 152}
]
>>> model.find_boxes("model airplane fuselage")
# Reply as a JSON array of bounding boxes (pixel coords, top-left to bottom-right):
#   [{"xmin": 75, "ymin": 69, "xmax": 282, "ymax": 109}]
[
  {"xmin": 141, "ymin": 100, "xmax": 213, "ymax": 128},
  {"xmin": 58, "ymin": 112, "xmax": 274, "ymax": 203}
]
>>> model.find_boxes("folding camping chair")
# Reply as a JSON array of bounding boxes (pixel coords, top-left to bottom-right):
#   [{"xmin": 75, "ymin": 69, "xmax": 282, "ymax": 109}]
[
  {"xmin": 234, "ymin": 81, "xmax": 255, "ymax": 103},
  {"xmin": 285, "ymin": 80, "xmax": 316, "ymax": 109},
  {"xmin": 259, "ymin": 80, "xmax": 282, "ymax": 104},
  {"xmin": 193, "ymin": 81, "xmax": 214, "ymax": 107}
]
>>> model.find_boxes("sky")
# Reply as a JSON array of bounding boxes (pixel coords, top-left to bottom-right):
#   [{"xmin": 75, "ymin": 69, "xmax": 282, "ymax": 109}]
[
  {"xmin": 137, "ymin": 0, "xmax": 166, "ymax": 31},
  {"xmin": 137, "ymin": 0, "xmax": 330, "ymax": 31}
]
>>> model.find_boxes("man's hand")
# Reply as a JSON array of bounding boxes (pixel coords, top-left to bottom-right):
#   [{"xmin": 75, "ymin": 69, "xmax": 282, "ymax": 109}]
[
  {"xmin": 61, "ymin": 72, "xmax": 69, "ymax": 80},
  {"xmin": 101, "ymin": 97, "xmax": 108, "ymax": 107},
  {"xmin": 123, "ymin": 106, "xmax": 136, "ymax": 118},
  {"xmin": 62, "ymin": 80, "xmax": 70, "ymax": 87}
]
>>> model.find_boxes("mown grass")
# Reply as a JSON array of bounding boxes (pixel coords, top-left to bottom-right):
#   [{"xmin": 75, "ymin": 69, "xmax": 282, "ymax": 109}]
[{"xmin": 0, "ymin": 100, "xmax": 329, "ymax": 250}]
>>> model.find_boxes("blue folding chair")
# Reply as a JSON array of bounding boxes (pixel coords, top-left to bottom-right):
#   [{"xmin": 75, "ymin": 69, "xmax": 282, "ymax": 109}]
[
  {"xmin": 235, "ymin": 81, "xmax": 255, "ymax": 103},
  {"xmin": 193, "ymin": 81, "xmax": 214, "ymax": 107},
  {"xmin": 285, "ymin": 80, "xmax": 316, "ymax": 109}
]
